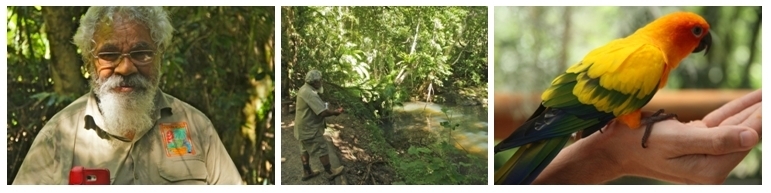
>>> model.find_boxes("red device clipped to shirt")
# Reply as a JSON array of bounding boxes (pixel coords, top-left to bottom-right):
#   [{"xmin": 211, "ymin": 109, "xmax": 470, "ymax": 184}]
[{"xmin": 69, "ymin": 166, "xmax": 110, "ymax": 185}]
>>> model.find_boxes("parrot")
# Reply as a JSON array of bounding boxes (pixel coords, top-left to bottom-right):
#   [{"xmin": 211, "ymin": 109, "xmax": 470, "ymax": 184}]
[{"xmin": 494, "ymin": 11, "xmax": 713, "ymax": 185}]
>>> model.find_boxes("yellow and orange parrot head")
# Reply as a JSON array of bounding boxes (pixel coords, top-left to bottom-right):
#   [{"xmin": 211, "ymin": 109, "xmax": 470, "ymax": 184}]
[{"xmin": 632, "ymin": 11, "xmax": 712, "ymax": 66}]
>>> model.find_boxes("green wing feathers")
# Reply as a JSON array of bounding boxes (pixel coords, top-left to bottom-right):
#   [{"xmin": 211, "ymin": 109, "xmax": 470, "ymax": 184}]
[
  {"xmin": 545, "ymin": 42, "xmax": 667, "ymax": 116},
  {"xmin": 495, "ymin": 136, "xmax": 571, "ymax": 185},
  {"xmin": 494, "ymin": 39, "xmax": 670, "ymax": 185}
]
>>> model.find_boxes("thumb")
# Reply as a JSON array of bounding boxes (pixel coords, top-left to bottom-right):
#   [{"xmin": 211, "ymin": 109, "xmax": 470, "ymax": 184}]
[{"xmin": 679, "ymin": 125, "xmax": 758, "ymax": 155}]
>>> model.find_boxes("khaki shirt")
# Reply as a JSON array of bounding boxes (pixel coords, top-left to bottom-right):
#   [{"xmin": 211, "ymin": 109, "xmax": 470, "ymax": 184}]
[
  {"xmin": 12, "ymin": 90, "xmax": 243, "ymax": 185},
  {"xmin": 294, "ymin": 83, "xmax": 327, "ymax": 140}
]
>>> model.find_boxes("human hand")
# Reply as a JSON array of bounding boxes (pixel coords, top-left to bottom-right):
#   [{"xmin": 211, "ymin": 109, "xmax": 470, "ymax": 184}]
[
  {"xmin": 531, "ymin": 90, "xmax": 761, "ymax": 185},
  {"xmin": 336, "ymin": 107, "xmax": 344, "ymax": 115},
  {"xmin": 590, "ymin": 118, "xmax": 757, "ymax": 184},
  {"xmin": 702, "ymin": 89, "xmax": 761, "ymax": 135},
  {"xmin": 586, "ymin": 90, "xmax": 761, "ymax": 184}
]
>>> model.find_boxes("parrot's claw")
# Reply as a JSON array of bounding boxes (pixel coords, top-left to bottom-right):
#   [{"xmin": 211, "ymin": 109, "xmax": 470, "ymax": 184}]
[
  {"xmin": 599, "ymin": 120, "xmax": 617, "ymax": 134},
  {"xmin": 641, "ymin": 109, "xmax": 678, "ymax": 148}
]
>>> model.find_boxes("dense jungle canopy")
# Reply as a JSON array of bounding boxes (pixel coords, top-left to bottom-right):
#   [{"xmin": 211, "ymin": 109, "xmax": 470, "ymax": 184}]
[{"xmin": 281, "ymin": 6, "xmax": 489, "ymax": 185}]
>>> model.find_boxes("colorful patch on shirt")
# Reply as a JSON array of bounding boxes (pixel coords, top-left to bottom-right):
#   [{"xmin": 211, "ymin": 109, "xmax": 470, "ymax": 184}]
[{"xmin": 160, "ymin": 122, "xmax": 196, "ymax": 157}]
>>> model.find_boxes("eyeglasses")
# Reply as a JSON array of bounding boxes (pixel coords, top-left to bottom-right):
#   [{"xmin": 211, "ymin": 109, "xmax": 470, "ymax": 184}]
[{"xmin": 93, "ymin": 50, "xmax": 156, "ymax": 67}]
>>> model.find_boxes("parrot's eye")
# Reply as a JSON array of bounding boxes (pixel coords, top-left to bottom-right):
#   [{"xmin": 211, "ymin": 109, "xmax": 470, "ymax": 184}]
[{"xmin": 692, "ymin": 26, "xmax": 703, "ymax": 37}]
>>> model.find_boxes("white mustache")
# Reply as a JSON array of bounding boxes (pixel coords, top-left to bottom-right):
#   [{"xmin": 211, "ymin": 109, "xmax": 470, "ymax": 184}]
[{"xmin": 98, "ymin": 74, "xmax": 154, "ymax": 93}]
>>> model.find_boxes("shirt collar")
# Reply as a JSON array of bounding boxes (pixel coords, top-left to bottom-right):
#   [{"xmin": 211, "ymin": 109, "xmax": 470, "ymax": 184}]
[
  {"xmin": 304, "ymin": 82, "xmax": 319, "ymax": 92},
  {"xmin": 83, "ymin": 89, "xmax": 172, "ymax": 142}
]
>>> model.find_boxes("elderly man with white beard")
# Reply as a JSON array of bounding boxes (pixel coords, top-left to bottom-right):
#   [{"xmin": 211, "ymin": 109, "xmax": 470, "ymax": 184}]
[
  {"xmin": 12, "ymin": 6, "xmax": 242, "ymax": 185},
  {"xmin": 294, "ymin": 70, "xmax": 345, "ymax": 181}
]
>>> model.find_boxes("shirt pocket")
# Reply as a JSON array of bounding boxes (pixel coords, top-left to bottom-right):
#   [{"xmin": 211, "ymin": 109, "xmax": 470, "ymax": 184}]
[{"xmin": 159, "ymin": 158, "xmax": 208, "ymax": 184}]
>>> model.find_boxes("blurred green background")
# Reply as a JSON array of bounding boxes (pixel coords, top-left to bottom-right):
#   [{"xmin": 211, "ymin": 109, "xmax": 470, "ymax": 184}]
[
  {"xmin": 493, "ymin": 6, "xmax": 761, "ymax": 185},
  {"xmin": 7, "ymin": 6, "xmax": 275, "ymax": 185}
]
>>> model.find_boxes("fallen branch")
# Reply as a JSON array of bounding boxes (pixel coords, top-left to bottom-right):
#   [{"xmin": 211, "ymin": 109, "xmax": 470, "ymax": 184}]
[{"xmin": 363, "ymin": 161, "xmax": 387, "ymax": 185}]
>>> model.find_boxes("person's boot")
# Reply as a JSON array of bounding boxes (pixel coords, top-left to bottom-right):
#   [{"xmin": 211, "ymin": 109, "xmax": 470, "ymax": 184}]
[
  {"xmin": 302, "ymin": 168, "xmax": 321, "ymax": 181},
  {"xmin": 300, "ymin": 151, "xmax": 320, "ymax": 181},
  {"xmin": 320, "ymin": 154, "xmax": 344, "ymax": 180},
  {"xmin": 327, "ymin": 165, "xmax": 345, "ymax": 178}
]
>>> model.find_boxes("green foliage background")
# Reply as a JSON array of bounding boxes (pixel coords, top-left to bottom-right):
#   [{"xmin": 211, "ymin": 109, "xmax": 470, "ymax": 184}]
[
  {"xmin": 282, "ymin": 6, "xmax": 489, "ymax": 184},
  {"xmin": 283, "ymin": 6, "xmax": 488, "ymax": 119},
  {"xmin": 7, "ymin": 6, "xmax": 275, "ymax": 185}
]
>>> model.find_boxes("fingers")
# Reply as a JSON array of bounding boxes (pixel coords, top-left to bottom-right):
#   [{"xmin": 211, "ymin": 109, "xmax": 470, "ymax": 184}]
[
  {"xmin": 676, "ymin": 125, "xmax": 758, "ymax": 155},
  {"xmin": 719, "ymin": 102, "xmax": 760, "ymax": 126},
  {"xmin": 715, "ymin": 101, "xmax": 761, "ymax": 138},
  {"xmin": 607, "ymin": 120, "xmax": 727, "ymax": 184},
  {"xmin": 661, "ymin": 125, "xmax": 757, "ymax": 184},
  {"xmin": 703, "ymin": 89, "xmax": 762, "ymax": 127},
  {"xmin": 741, "ymin": 104, "xmax": 762, "ymax": 137}
]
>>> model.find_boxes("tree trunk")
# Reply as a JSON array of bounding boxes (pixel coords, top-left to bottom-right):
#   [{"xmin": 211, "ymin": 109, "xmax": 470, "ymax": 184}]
[
  {"xmin": 740, "ymin": 7, "xmax": 761, "ymax": 88},
  {"xmin": 42, "ymin": 6, "xmax": 88, "ymax": 97}
]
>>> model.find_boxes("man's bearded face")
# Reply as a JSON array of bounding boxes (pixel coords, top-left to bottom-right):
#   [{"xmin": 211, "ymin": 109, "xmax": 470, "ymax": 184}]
[
  {"xmin": 90, "ymin": 16, "xmax": 161, "ymax": 143},
  {"xmin": 92, "ymin": 72, "xmax": 159, "ymax": 143}
]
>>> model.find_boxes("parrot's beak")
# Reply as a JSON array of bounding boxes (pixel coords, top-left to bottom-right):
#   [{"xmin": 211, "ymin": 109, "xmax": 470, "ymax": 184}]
[{"xmin": 693, "ymin": 32, "xmax": 712, "ymax": 56}]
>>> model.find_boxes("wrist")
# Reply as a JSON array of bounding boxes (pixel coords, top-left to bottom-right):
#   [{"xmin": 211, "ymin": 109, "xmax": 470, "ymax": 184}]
[
  {"xmin": 534, "ymin": 135, "xmax": 624, "ymax": 184},
  {"xmin": 577, "ymin": 137, "xmax": 625, "ymax": 184},
  {"xmin": 584, "ymin": 138, "xmax": 626, "ymax": 182}
]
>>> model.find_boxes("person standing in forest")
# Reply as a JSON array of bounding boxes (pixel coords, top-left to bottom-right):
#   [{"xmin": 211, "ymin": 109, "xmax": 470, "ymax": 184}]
[
  {"xmin": 294, "ymin": 69, "xmax": 346, "ymax": 181},
  {"xmin": 13, "ymin": 6, "xmax": 242, "ymax": 185}
]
